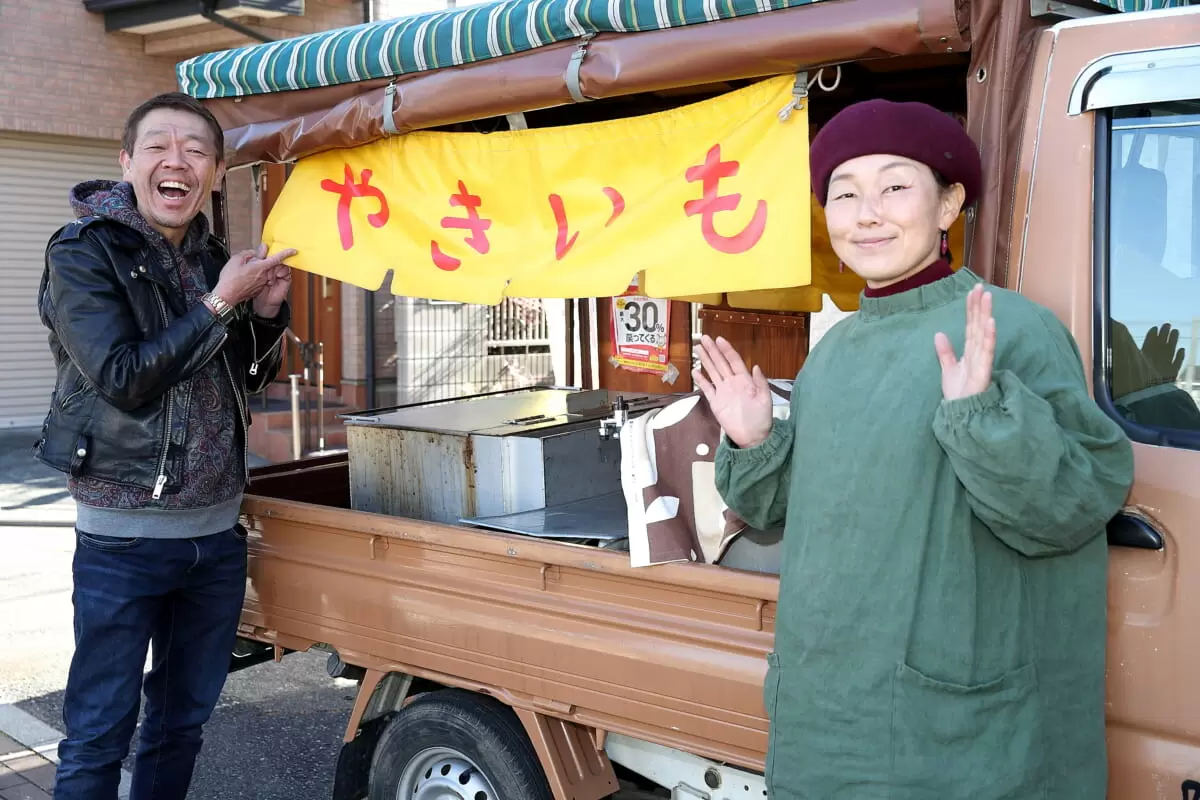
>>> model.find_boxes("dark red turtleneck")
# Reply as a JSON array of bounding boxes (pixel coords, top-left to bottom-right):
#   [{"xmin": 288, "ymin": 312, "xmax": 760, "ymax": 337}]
[{"xmin": 862, "ymin": 258, "xmax": 955, "ymax": 299}]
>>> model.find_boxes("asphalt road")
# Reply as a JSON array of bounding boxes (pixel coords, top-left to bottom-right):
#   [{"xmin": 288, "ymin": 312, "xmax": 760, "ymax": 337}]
[{"xmin": 0, "ymin": 525, "xmax": 357, "ymax": 799}]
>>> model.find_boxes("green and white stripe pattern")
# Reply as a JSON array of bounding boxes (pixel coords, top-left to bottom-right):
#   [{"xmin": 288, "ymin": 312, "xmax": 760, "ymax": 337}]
[
  {"xmin": 1098, "ymin": 0, "xmax": 1193, "ymax": 9},
  {"xmin": 175, "ymin": 0, "xmax": 1195, "ymax": 100},
  {"xmin": 176, "ymin": 0, "xmax": 826, "ymax": 99}
]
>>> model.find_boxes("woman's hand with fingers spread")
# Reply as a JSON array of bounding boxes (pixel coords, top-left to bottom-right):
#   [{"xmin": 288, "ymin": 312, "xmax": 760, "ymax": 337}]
[
  {"xmin": 935, "ymin": 283, "xmax": 997, "ymax": 401},
  {"xmin": 693, "ymin": 335, "xmax": 774, "ymax": 449}
]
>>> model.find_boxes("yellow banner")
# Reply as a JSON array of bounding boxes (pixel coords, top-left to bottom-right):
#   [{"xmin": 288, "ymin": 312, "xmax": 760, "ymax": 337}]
[{"xmin": 261, "ymin": 75, "xmax": 811, "ymax": 305}]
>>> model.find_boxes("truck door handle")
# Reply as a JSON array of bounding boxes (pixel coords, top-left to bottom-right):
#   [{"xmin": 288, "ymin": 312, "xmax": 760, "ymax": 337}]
[{"xmin": 1107, "ymin": 512, "xmax": 1164, "ymax": 550}]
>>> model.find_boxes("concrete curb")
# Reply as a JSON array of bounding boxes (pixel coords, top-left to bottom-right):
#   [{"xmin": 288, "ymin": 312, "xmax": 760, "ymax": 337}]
[{"xmin": 0, "ymin": 509, "xmax": 76, "ymax": 528}]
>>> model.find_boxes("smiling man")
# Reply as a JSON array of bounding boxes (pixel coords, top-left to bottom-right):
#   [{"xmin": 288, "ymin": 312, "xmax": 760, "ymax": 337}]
[{"xmin": 35, "ymin": 92, "xmax": 297, "ymax": 800}]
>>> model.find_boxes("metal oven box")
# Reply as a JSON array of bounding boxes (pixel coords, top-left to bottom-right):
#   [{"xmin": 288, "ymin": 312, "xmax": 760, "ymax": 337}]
[{"xmin": 343, "ymin": 388, "xmax": 671, "ymax": 524}]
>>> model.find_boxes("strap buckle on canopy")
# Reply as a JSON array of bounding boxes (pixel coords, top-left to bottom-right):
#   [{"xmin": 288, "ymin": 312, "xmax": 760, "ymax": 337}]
[
  {"xmin": 382, "ymin": 83, "xmax": 400, "ymax": 135},
  {"xmin": 777, "ymin": 66, "xmax": 842, "ymax": 121},
  {"xmin": 565, "ymin": 33, "xmax": 596, "ymax": 103}
]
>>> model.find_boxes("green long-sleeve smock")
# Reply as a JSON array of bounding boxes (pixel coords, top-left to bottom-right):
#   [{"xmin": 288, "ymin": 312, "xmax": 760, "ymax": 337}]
[{"xmin": 716, "ymin": 268, "xmax": 1134, "ymax": 800}]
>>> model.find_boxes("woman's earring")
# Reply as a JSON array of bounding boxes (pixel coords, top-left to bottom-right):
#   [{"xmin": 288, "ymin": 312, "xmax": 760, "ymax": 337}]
[
  {"xmin": 838, "ymin": 260, "xmax": 845, "ymax": 273},
  {"xmin": 940, "ymin": 229, "xmax": 950, "ymax": 258}
]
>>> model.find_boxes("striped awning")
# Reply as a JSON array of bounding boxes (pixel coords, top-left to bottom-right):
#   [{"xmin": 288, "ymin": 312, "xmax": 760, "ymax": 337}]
[
  {"xmin": 1098, "ymin": 0, "xmax": 1193, "ymax": 8},
  {"xmin": 176, "ymin": 0, "xmax": 827, "ymax": 100}
]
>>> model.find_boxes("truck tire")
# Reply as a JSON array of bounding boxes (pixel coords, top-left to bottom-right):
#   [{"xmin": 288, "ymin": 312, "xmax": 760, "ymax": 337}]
[{"xmin": 367, "ymin": 689, "xmax": 554, "ymax": 800}]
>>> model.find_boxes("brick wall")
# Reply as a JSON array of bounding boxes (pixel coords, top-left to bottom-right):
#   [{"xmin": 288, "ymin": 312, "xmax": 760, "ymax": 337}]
[
  {"xmin": 1, "ymin": 0, "xmax": 366, "ymax": 398},
  {"xmin": 143, "ymin": 1, "xmax": 367, "ymax": 57},
  {"xmin": 0, "ymin": 1, "xmax": 177, "ymax": 141},
  {"xmin": 0, "ymin": 0, "xmax": 371, "ymax": 403},
  {"xmin": 342, "ymin": 289, "xmax": 369, "ymax": 405},
  {"xmin": 0, "ymin": 0, "xmax": 364, "ymax": 252},
  {"xmin": 223, "ymin": 167, "xmax": 260, "ymax": 255},
  {"xmin": 0, "ymin": 0, "xmax": 363, "ymax": 141},
  {"xmin": 374, "ymin": 0, "xmax": 451, "ymax": 18},
  {"xmin": 374, "ymin": 0, "xmax": 495, "ymax": 19}
]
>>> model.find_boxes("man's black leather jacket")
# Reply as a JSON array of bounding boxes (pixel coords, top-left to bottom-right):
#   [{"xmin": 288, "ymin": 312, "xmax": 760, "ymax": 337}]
[{"xmin": 34, "ymin": 216, "xmax": 290, "ymax": 498}]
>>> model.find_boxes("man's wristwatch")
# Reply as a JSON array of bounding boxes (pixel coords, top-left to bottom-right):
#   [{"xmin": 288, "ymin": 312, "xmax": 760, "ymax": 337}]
[{"xmin": 202, "ymin": 292, "xmax": 237, "ymax": 326}]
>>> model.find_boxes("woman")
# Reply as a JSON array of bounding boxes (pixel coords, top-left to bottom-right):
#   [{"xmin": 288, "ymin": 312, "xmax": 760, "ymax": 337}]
[{"xmin": 695, "ymin": 99, "xmax": 1134, "ymax": 799}]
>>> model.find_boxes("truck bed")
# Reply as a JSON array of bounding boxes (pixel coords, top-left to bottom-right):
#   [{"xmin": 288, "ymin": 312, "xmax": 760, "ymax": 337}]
[{"xmin": 240, "ymin": 454, "xmax": 778, "ymax": 770}]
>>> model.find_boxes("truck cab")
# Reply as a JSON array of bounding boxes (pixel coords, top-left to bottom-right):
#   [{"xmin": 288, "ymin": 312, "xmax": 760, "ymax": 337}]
[{"xmin": 1013, "ymin": 10, "xmax": 1200, "ymax": 795}]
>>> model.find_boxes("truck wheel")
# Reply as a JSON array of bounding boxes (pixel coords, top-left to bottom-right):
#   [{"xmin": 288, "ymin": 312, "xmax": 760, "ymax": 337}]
[{"xmin": 368, "ymin": 689, "xmax": 553, "ymax": 800}]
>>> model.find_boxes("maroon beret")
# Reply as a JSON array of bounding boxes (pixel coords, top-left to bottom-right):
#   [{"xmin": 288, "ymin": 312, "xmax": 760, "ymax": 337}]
[{"xmin": 809, "ymin": 99, "xmax": 982, "ymax": 207}]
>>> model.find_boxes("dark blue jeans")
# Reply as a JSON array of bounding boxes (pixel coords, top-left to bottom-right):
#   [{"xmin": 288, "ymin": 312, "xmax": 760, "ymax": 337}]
[{"xmin": 54, "ymin": 527, "xmax": 247, "ymax": 800}]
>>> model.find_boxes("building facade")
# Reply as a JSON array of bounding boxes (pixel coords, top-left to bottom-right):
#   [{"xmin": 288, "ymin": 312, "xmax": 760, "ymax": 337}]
[{"xmin": 0, "ymin": 0, "xmax": 364, "ymax": 428}]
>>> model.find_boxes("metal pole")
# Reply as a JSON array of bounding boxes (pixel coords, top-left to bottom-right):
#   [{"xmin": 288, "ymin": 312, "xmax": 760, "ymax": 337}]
[
  {"xmin": 302, "ymin": 346, "xmax": 312, "ymax": 455},
  {"xmin": 289, "ymin": 374, "xmax": 302, "ymax": 460},
  {"xmin": 365, "ymin": 288, "xmax": 377, "ymax": 409},
  {"xmin": 564, "ymin": 298, "xmax": 576, "ymax": 387},
  {"xmin": 578, "ymin": 299, "xmax": 594, "ymax": 390},
  {"xmin": 317, "ymin": 342, "xmax": 326, "ymax": 451},
  {"xmin": 305, "ymin": 269, "xmax": 316, "ymax": 453}
]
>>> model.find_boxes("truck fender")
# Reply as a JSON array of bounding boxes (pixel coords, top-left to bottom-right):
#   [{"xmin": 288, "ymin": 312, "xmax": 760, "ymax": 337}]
[
  {"xmin": 333, "ymin": 669, "xmax": 408, "ymax": 800},
  {"xmin": 512, "ymin": 706, "xmax": 620, "ymax": 800},
  {"xmin": 334, "ymin": 668, "xmax": 618, "ymax": 800}
]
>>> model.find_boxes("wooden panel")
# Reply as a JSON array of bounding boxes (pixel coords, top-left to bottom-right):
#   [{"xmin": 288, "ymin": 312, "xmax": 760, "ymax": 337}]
[
  {"xmin": 597, "ymin": 298, "xmax": 694, "ymax": 395},
  {"xmin": 289, "ymin": 272, "xmax": 344, "ymax": 387},
  {"xmin": 698, "ymin": 308, "xmax": 809, "ymax": 380}
]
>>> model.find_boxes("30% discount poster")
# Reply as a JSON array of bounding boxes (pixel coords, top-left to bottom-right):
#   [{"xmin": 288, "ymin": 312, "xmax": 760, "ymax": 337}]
[{"xmin": 610, "ymin": 277, "xmax": 678, "ymax": 382}]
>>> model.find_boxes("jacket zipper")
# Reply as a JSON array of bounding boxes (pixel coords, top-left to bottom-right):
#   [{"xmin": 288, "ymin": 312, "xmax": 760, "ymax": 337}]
[
  {"xmin": 60, "ymin": 385, "xmax": 87, "ymax": 410},
  {"xmin": 149, "ymin": 291, "xmax": 230, "ymax": 498},
  {"xmin": 151, "ymin": 284, "xmax": 173, "ymax": 500},
  {"xmin": 222, "ymin": 353, "xmax": 251, "ymax": 486},
  {"xmin": 247, "ymin": 316, "xmax": 286, "ymax": 385}
]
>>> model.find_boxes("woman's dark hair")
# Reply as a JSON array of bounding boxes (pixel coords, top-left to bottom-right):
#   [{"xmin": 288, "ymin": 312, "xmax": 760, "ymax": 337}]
[{"xmin": 121, "ymin": 92, "xmax": 224, "ymax": 162}]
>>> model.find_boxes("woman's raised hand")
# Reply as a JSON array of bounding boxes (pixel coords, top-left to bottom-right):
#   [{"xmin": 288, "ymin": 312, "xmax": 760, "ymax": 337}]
[
  {"xmin": 935, "ymin": 284, "xmax": 996, "ymax": 401},
  {"xmin": 693, "ymin": 335, "xmax": 774, "ymax": 449}
]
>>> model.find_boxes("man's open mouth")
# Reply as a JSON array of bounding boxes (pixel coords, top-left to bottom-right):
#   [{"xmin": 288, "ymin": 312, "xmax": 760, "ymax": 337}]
[{"xmin": 157, "ymin": 180, "xmax": 192, "ymax": 201}]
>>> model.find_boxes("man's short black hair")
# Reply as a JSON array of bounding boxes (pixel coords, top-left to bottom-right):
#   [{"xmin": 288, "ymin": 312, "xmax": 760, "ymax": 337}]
[{"xmin": 122, "ymin": 92, "xmax": 225, "ymax": 163}]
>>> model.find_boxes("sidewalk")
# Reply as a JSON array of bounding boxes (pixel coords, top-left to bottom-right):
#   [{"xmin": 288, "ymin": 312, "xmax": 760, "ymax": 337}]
[
  {"xmin": 0, "ymin": 732, "xmax": 55, "ymax": 800},
  {"xmin": 0, "ymin": 429, "xmax": 73, "ymax": 528},
  {"xmin": 0, "ymin": 706, "xmax": 131, "ymax": 799}
]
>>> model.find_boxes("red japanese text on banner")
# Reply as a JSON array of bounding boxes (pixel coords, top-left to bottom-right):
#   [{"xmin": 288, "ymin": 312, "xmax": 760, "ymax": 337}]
[{"xmin": 262, "ymin": 74, "xmax": 811, "ymax": 305}]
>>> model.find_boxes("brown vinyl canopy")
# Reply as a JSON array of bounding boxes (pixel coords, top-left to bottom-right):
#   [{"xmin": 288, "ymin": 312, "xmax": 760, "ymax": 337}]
[{"xmin": 188, "ymin": 0, "xmax": 1045, "ymax": 286}]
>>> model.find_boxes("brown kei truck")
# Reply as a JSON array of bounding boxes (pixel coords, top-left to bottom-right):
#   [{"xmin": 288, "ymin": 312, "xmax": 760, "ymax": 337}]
[{"xmin": 180, "ymin": 0, "xmax": 1200, "ymax": 797}]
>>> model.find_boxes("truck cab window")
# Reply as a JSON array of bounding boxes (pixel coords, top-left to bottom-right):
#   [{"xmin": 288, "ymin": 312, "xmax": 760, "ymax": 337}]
[{"xmin": 1106, "ymin": 104, "xmax": 1200, "ymax": 443}]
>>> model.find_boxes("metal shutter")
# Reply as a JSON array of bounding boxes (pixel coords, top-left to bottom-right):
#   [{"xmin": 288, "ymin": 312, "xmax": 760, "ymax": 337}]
[{"xmin": 0, "ymin": 134, "xmax": 123, "ymax": 428}]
